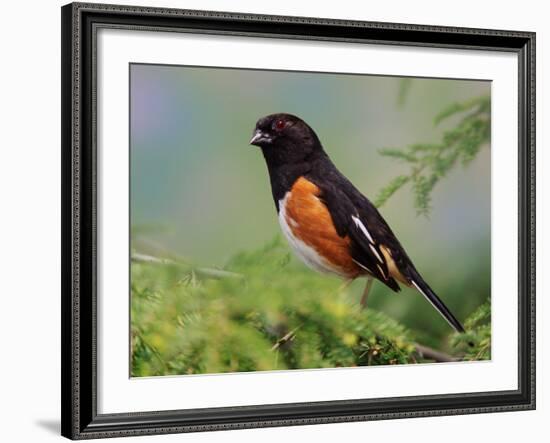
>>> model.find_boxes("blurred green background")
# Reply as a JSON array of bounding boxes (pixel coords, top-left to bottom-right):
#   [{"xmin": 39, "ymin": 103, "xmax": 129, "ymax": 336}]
[{"xmin": 130, "ymin": 63, "xmax": 491, "ymax": 376}]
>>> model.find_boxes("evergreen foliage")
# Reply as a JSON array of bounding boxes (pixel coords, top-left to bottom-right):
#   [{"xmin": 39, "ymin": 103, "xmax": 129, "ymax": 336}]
[
  {"xmin": 131, "ymin": 237, "xmax": 420, "ymax": 376},
  {"xmin": 374, "ymin": 95, "xmax": 491, "ymax": 215},
  {"xmin": 451, "ymin": 298, "xmax": 491, "ymax": 361},
  {"xmin": 131, "ymin": 237, "xmax": 490, "ymax": 376}
]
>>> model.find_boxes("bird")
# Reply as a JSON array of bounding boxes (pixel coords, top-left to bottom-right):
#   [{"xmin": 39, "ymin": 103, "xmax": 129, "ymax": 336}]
[{"xmin": 249, "ymin": 112, "xmax": 465, "ymax": 334}]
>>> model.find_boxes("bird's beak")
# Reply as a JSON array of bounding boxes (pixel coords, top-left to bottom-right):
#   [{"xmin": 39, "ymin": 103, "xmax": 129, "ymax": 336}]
[{"xmin": 249, "ymin": 130, "xmax": 271, "ymax": 146}]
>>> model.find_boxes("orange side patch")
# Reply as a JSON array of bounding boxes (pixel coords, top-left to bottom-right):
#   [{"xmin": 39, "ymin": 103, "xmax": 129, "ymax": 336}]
[{"xmin": 285, "ymin": 177, "xmax": 361, "ymax": 278}]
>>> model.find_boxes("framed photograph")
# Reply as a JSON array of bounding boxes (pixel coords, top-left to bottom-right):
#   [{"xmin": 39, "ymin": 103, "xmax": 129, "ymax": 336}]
[{"xmin": 61, "ymin": 2, "xmax": 536, "ymax": 439}]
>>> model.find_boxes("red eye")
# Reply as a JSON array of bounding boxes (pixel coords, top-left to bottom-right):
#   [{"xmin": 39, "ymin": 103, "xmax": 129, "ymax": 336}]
[{"xmin": 275, "ymin": 119, "xmax": 286, "ymax": 130}]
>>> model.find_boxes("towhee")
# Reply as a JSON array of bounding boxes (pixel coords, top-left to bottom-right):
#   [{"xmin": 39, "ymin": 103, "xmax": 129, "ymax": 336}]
[{"xmin": 250, "ymin": 113, "xmax": 465, "ymax": 333}]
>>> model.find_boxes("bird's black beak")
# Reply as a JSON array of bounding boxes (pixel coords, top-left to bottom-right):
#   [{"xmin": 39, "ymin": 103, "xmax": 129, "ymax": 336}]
[{"xmin": 249, "ymin": 129, "xmax": 271, "ymax": 147}]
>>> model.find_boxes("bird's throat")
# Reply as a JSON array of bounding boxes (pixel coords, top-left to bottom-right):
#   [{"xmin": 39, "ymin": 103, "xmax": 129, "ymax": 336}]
[{"xmin": 265, "ymin": 161, "xmax": 311, "ymax": 211}]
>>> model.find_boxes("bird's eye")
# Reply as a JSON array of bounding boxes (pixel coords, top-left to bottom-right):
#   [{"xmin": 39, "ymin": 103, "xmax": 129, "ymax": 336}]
[{"xmin": 274, "ymin": 119, "xmax": 286, "ymax": 131}]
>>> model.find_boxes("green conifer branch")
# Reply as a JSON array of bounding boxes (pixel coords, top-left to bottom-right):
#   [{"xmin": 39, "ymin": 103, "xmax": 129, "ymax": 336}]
[{"xmin": 374, "ymin": 95, "xmax": 490, "ymax": 215}]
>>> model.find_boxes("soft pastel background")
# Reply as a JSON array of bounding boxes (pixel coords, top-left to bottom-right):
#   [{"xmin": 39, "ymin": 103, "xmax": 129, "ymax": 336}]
[{"xmin": 130, "ymin": 63, "xmax": 490, "ymax": 374}]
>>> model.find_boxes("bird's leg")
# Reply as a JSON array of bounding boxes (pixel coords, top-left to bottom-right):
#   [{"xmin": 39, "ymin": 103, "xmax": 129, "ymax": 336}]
[
  {"xmin": 360, "ymin": 277, "xmax": 374, "ymax": 310},
  {"xmin": 337, "ymin": 278, "xmax": 354, "ymax": 294}
]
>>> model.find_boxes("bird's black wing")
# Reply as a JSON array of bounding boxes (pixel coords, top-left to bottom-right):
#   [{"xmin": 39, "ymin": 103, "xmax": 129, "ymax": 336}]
[
  {"xmin": 310, "ymin": 166, "xmax": 465, "ymax": 333},
  {"xmin": 314, "ymin": 179, "xmax": 401, "ymax": 291}
]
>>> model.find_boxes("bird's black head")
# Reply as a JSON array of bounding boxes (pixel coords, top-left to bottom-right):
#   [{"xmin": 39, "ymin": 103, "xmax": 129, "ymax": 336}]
[{"xmin": 250, "ymin": 113, "xmax": 324, "ymax": 167}]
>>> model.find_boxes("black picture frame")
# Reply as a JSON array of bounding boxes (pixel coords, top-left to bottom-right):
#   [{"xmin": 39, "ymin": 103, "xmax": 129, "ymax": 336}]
[{"xmin": 61, "ymin": 2, "xmax": 536, "ymax": 439}]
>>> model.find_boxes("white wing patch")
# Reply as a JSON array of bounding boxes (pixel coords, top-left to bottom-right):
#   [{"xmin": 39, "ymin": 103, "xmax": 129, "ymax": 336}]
[
  {"xmin": 377, "ymin": 264, "xmax": 387, "ymax": 280},
  {"xmin": 352, "ymin": 214, "xmax": 385, "ymax": 267},
  {"xmin": 369, "ymin": 244, "xmax": 384, "ymax": 264},
  {"xmin": 353, "ymin": 258, "xmax": 373, "ymax": 275},
  {"xmin": 351, "ymin": 215, "xmax": 374, "ymax": 244}
]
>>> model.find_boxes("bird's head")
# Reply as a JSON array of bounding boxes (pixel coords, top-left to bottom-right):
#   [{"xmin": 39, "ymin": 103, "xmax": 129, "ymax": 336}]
[{"xmin": 250, "ymin": 113, "xmax": 324, "ymax": 166}]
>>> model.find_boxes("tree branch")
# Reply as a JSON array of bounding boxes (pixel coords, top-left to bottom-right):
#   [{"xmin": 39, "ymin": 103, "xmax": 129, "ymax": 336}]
[{"xmin": 414, "ymin": 343, "xmax": 459, "ymax": 363}]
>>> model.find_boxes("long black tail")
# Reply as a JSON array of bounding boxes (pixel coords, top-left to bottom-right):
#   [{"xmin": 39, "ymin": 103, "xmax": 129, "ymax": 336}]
[{"xmin": 409, "ymin": 272, "xmax": 465, "ymax": 334}]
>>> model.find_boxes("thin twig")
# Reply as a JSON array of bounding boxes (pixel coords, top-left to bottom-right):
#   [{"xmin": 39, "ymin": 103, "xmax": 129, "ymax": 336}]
[
  {"xmin": 414, "ymin": 343, "xmax": 458, "ymax": 363},
  {"xmin": 131, "ymin": 252, "xmax": 243, "ymax": 279},
  {"xmin": 132, "ymin": 252, "xmax": 175, "ymax": 265},
  {"xmin": 194, "ymin": 268, "xmax": 244, "ymax": 280},
  {"xmin": 271, "ymin": 325, "xmax": 302, "ymax": 351}
]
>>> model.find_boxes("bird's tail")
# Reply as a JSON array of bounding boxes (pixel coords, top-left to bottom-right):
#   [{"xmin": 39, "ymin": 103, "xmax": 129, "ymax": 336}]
[{"xmin": 409, "ymin": 272, "xmax": 465, "ymax": 334}]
